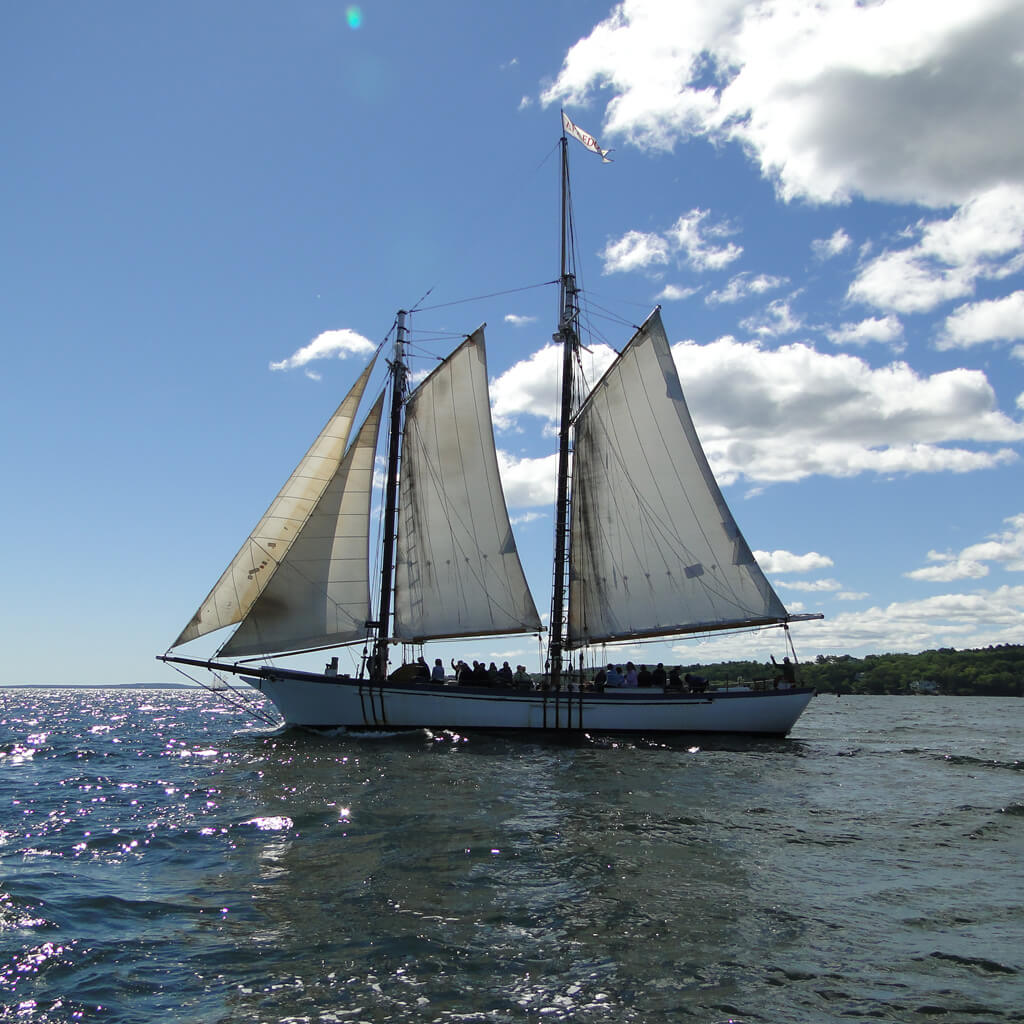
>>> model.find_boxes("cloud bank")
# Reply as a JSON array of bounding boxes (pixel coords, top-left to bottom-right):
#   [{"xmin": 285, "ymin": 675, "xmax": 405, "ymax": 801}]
[
  {"xmin": 543, "ymin": 0, "xmax": 1024, "ymax": 207},
  {"xmin": 491, "ymin": 334, "xmax": 1023, "ymax": 498}
]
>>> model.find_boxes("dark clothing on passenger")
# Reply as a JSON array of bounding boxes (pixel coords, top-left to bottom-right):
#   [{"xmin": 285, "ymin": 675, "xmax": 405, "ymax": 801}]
[{"xmin": 684, "ymin": 673, "xmax": 708, "ymax": 693}]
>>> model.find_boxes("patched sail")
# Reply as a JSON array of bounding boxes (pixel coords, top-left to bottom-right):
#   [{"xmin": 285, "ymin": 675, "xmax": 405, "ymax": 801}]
[
  {"xmin": 394, "ymin": 328, "xmax": 541, "ymax": 641},
  {"xmin": 173, "ymin": 358, "xmax": 376, "ymax": 649},
  {"xmin": 218, "ymin": 392, "xmax": 384, "ymax": 657},
  {"xmin": 567, "ymin": 309, "xmax": 788, "ymax": 647}
]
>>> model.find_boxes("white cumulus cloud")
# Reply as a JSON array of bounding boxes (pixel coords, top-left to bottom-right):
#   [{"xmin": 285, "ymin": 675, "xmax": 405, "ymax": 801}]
[
  {"xmin": 601, "ymin": 230, "xmax": 671, "ymax": 273},
  {"xmin": 827, "ymin": 315, "xmax": 904, "ymax": 347},
  {"xmin": 601, "ymin": 209, "xmax": 741, "ymax": 275},
  {"xmin": 673, "ymin": 585, "xmax": 1024, "ymax": 660},
  {"xmin": 707, "ymin": 273, "xmax": 787, "ymax": 305},
  {"xmin": 905, "ymin": 513, "xmax": 1024, "ymax": 581},
  {"xmin": 755, "ymin": 549, "xmax": 834, "ymax": 573},
  {"xmin": 941, "ymin": 290, "xmax": 1024, "ymax": 349},
  {"xmin": 812, "ymin": 229, "xmax": 852, "ymax": 260},
  {"xmin": 490, "ymin": 332, "xmax": 1024, "ymax": 499},
  {"xmin": 739, "ymin": 299, "xmax": 803, "ymax": 338},
  {"xmin": 270, "ymin": 328, "xmax": 376, "ymax": 372},
  {"xmin": 544, "ymin": 0, "xmax": 1024, "ymax": 207},
  {"xmin": 657, "ymin": 283, "xmax": 700, "ymax": 301},
  {"xmin": 847, "ymin": 185, "xmax": 1024, "ymax": 315}
]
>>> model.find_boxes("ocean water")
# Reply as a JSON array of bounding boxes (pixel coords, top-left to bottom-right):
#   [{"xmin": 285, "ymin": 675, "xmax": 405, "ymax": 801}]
[{"xmin": 1, "ymin": 689, "xmax": 1021, "ymax": 1024}]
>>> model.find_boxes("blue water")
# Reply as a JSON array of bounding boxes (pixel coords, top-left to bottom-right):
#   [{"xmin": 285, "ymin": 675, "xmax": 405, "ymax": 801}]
[{"xmin": 1, "ymin": 689, "xmax": 1021, "ymax": 1023}]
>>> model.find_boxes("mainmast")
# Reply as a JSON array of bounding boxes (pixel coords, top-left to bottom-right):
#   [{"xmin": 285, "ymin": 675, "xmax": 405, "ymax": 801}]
[
  {"xmin": 373, "ymin": 310, "xmax": 408, "ymax": 681},
  {"xmin": 547, "ymin": 133, "xmax": 579, "ymax": 689}
]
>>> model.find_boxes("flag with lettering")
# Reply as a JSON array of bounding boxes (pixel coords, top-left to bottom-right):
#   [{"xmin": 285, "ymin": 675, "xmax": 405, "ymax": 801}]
[{"xmin": 562, "ymin": 112, "xmax": 613, "ymax": 163}]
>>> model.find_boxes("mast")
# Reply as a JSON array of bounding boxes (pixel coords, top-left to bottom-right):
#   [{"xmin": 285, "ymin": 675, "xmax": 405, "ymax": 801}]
[
  {"xmin": 373, "ymin": 310, "xmax": 407, "ymax": 680},
  {"xmin": 547, "ymin": 132, "xmax": 579, "ymax": 689}
]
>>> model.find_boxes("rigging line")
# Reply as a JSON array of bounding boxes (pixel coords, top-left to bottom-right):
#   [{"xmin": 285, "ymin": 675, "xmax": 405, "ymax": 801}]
[
  {"xmin": 410, "ymin": 284, "xmax": 436, "ymax": 312},
  {"xmin": 580, "ymin": 294, "xmax": 644, "ymax": 331},
  {"xmin": 166, "ymin": 661, "xmax": 280, "ymax": 727},
  {"xmin": 575, "ymin": 305, "xmax": 619, "ymax": 354},
  {"xmin": 411, "ymin": 280, "xmax": 558, "ymax": 313},
  {"xmin": 536, "ymin": 138, "xmax": 562, "ymax": 175},
  {"xmin": 404, "ymin": 328, "xmax": 474, "ymax": 341}
]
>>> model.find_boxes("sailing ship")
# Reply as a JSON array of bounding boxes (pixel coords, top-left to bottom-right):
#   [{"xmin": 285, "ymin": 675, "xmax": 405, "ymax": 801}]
[{"xmin": 160, "ymin": 117, "xmax": 822, "ymax": 735}]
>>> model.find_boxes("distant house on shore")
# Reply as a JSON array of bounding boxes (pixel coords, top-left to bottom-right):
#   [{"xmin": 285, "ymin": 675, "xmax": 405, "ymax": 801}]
[{"xmin": 909, "ymin": 679, "xmax": 939, "ymax": 694}]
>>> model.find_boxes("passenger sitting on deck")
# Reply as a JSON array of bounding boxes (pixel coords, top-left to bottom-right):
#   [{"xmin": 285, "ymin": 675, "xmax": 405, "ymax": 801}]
[
  {"xmin": 637, "ymin": 664, "xmax": 652, "ymax": 687},
  {"xmin": 592, "ymin": 666, "xmax": 607, "ymax": 690},
  {"xmin": 666, "ymin": 667, "xmax": 683, "ymax": 690},
  {"xmin": 416, "ymin": 656, "xmax": 430, "ymax": 679},
  {"xmin": 431, "ymin": 658, "xmax": 446, "ymax": 682},
  {"xmin": 451, "ymin": 659, "xmax": 470, "ymax": 684},
  {"xmin": 498, "ymin": 661, "xmax": 514, "ymax": 684},
  {"xmin": 651, "ymin": 663, "xmax": 667, "ymax": 688},
  {"xmin": 684, "ymin": 672, "xmax": 709, "ymax": 693},
  {"xmin": 624, "ymin": 662, "xmax": 639, "ymax": 687},
  {"xmin": 605, "ymin": 664, "xmax": 624, "ymax": 686},
  {"xmin": 513, "ymin": 665, "xmax": 532, "ymax": 688}
]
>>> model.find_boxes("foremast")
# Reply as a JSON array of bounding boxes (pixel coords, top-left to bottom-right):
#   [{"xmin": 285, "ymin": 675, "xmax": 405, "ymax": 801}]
[
  {"xmin": 373, "ymin": 310, "xmax": 408, "ymax": 680},
  {"xmin": 547, "ymin": 132, "xmax": 580, "ymax": 690}
]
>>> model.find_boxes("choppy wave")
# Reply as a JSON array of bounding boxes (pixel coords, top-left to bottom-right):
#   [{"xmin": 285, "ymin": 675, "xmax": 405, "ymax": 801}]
[{"xmin": 1, "ymin": 690, "xmax": 1021, "ymax": 1023}]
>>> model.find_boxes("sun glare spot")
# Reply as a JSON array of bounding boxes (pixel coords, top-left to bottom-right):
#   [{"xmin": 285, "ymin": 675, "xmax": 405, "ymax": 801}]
[{"xmin": 346, "ymin": 6, "xmax": 362, "ymax": 29}]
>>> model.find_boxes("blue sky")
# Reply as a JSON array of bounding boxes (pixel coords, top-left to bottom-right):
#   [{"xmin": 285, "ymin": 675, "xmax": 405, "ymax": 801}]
[{"xmin": 4, "ymin": 0, "xmax": 1023, "ymax": 684}]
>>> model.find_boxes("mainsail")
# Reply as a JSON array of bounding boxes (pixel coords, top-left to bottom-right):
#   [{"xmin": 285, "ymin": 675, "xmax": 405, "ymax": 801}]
[
  {"xmin": 395, "ymin": 329, "xmax": 541, "ymax": 641},
  {"xmin": 567, "ymin": 309, "xmax": 788, "ymax": 647},
  {"xmin": 172, "ymin": 358, "xmax": 376, "ymax": 650}
]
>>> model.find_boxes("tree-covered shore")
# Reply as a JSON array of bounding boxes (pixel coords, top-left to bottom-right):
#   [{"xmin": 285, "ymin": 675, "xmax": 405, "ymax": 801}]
[{"xmin": 681, "ymin": 644, "xmax": 1024, "ymax": 696}]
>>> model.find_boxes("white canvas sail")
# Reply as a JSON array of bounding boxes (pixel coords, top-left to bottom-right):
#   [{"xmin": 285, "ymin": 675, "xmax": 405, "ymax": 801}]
[
  {"xmin": 394, "ymin": 329, "xmax": 542, "ymax": 641},
  {"xmin": 218, "ymin": 392, "xmax": 384, "ymax": 657},
  {"xmin": 173, "ymin": 358, "xmax": 376, "ymax": 649},
  {"xmin": 567, "ymin": 309, "xmax": 788, "ymax": 647}
]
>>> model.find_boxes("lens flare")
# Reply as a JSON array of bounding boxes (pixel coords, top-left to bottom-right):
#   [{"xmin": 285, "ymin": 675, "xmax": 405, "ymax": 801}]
[{"xmin": 346, "ymin": 6, "xmax": 362, "ymax": 29}]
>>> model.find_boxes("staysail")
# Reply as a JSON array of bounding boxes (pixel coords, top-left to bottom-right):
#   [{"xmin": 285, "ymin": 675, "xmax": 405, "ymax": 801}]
[
  {"xmin": 172, "ymin": 358, "xmax": 376, "ymax": 649},
  {"xmin": 218, "ymin": 392, "xmax": 384, "ymax": 657},
  {"xmin": 567, "ymin": 309, "xmax": 788, "ymax": 647},
  {"xmin": 394, "ymin": 329, "xmax": 542, "ymax": 641}
]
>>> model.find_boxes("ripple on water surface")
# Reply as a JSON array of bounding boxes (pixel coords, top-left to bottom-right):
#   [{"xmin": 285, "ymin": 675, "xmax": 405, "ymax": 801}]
[{"xmin": 1, "ymin": 689, "xmax": 1022, "ymax": 1023}]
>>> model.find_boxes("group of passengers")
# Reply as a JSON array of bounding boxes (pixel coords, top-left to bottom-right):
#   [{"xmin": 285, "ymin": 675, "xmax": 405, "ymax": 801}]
[
  {"xmin": 409, "ymin": 655, "xmax": 712, "ymax": 693},
  {"xmin": 402, "ymin": 652, "xmax": 801, "ymax": 693},
  {"xmin": 444, "ymin": 659, "xmax": 533, "ymax": 688},
  {"xmin": 590, "ymin": 661, "xmax": 708, "ymax": 693}
]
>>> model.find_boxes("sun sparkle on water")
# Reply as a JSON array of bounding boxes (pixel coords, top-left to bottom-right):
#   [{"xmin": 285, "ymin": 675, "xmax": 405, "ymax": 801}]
[{"xmin": 346, "ymin": 6, "xmax": 362, "ymax": 29}]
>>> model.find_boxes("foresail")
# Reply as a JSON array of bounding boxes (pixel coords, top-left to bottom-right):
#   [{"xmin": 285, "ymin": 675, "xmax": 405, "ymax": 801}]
[
  {"xmin": 567, "ymin": 309, "xmax": 788, "ymax": 647},
  {"xmin": 394, "ymin": 328, "xmax": 542, "ymax": 641},
  {"xmin": 219, "ymin": 392, "xmax": 384, "ymax": 657},
  {"xmin": 172, "ymin": 357, "xmax": 376, "ymax": 649}
]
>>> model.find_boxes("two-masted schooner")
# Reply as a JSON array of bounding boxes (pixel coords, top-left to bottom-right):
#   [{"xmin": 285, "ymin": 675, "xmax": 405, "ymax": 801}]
[{"xmin": 160, "ymin": 116, "xmax": 822, "ymax": 734}]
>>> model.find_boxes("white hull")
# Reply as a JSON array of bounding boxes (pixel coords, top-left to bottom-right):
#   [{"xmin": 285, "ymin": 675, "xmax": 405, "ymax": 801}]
[{"xmin": 244, "ymin": 670, "xmax": 813, "ymax": 735}]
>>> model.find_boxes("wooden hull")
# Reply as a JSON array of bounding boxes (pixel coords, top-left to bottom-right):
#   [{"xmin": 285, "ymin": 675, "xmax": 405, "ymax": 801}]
[{"xmin": 244, "ymin": 670, "xmax": 813, "ymax": 735}]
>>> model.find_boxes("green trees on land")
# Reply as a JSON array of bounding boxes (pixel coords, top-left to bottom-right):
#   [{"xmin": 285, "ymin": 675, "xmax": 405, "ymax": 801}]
[{"xmin": 679, "ymin": 644, "xmax": 1024, "ymax": 696}]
